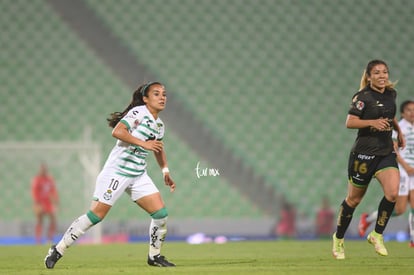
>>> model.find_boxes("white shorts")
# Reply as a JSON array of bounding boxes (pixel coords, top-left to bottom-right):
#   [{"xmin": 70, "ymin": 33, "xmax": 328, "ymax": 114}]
[
  {"xmin": 398, "ymin": 166, "xmax": 414, "ymax": 196},
  {"xmin": 93, "ymin": 168, "xmax": 159, "ymax": 206}
]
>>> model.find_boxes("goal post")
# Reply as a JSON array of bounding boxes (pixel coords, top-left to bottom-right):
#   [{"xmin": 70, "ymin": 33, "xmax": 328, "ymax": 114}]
[{"xmin": 0, "ymin": 134, "xmax": 103, "ymax": 243}]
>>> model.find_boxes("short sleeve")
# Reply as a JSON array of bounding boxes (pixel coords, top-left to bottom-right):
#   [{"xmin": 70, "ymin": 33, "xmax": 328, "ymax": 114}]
[
  {"xmin": 348, "ymin": 92, "xmax": 366, "ymax": 117},
  {"xmin": 120, "ymin": 107, "xmax": 144, "ymax": 130}
]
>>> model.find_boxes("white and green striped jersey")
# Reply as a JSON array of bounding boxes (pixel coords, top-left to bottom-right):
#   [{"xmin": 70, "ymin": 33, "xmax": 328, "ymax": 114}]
[
  {"xmin": 394, "ymin": 118, "xmax": 414, "ymax": 166},
  {"xmin": 102, "ymin": 105, "xmax": 165, "ymax": 177}
]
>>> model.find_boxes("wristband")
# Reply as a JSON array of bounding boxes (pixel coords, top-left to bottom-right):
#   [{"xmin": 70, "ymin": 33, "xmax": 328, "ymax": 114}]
[{"xmin": 162, "ymin": 167, "xmax": 170, "ymax": 174}]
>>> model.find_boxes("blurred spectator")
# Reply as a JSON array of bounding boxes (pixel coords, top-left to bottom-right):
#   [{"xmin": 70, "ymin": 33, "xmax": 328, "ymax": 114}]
[
  {"xmin": 31, "ymin": 163, "xmax": 59, "ymax": 244},
  {"xmin": 274, "ymin": 197, "xmax": 296, "ymax": 238},
  {"xmin": 315, "ymin": 196, "xmax": 335, "ymax": 238},
  {"xmin": 296, "ymin": 212, "xmax": 314, "ymax": 238}
]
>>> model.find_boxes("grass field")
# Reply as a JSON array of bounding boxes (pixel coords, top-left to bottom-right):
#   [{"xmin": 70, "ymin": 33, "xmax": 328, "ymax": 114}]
[{"xmin": 0, "ymin": 240, "xmax": 413, "ymax": 274}]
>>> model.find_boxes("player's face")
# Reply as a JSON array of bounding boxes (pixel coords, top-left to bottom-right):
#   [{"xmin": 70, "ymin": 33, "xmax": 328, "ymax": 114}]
[
  {"xmin": 402, "ymin": 103, "xmax": 414, "ymax": 123},
  {"xmin": 144, "ymin": 84, "xmax": 167, "ymax": 113},
  {"xmin": 368, "ymin": 64, "xmax": 389, "ymax": 92}
]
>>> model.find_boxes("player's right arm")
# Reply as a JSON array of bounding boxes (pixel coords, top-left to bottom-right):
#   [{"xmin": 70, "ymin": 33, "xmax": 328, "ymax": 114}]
[
  {"xmin": 346, "ymin": 114, "xmax": 390, "ymax": 130},
  {"xmin": 346, "ymin": 93, "xmax": 391, "ymax": 131},
  {"xmin": 112, "ymin": 121, "xmax": 163, "ymax": 152}
]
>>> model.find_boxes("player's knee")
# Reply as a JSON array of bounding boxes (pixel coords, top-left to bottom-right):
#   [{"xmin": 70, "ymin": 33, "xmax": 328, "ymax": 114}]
[
  {"xmin": 87, "ymin": 210, "xmax": 102, "ymax": 225},
  {"xmin": 345, "ymin": 197, "xmax": 361, "ymax": 208},
  {"xmin": 386, "ymin": 195, "xmax": 398, "ymax": 203},
  {"xmin": 150, "ymin": 207, "xmax": 168, "ymax": 219},
  {"xmin": 394, "ymin": 208, "xmax": 404, "ymax": 216}
]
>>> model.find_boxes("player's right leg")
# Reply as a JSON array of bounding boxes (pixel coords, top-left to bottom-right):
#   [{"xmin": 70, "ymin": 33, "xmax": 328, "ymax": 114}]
[
  {"xmin": 409, "ymin": 209, "xmax": 414, "ymax": 247},
  {"xmin": 332, "ymin": 198, "xmax": 358, "ymax": 260},
  {"xmin": 407, "ymin": 176, "xmax": 414, "ymax": 247},
  {"xmin": 45, "ymin": 171, "xmax": 129, "ymax": 269},
  {"xmin": 332, "ymin": 233, "xmax": 345, "ymax": 259},
  {"xmin": 44, "ymin": 208, "xmax": 104, "ymax": 269}
]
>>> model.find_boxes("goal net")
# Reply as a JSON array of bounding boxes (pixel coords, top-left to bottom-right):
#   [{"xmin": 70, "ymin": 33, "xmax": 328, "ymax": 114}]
[{"xmin": 0, "ymin": 137, "xmax": 102, "ymax": 243}]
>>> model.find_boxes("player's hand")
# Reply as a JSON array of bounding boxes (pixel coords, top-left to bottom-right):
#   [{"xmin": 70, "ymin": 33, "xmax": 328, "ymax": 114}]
[
  {"xmin": 142, "ymin": 140, "xmax": 164, "ymax": 152},
  {"xmin": 371, "ymin": 118, "xmax": 390, "ymax": 131},
  {"xmin": 397, "ymin": 132, "xmax": 405, "ymax": 149},
  {"xmin": 163, "ymin": 173, "xmax": 176, "ymax": 192}
]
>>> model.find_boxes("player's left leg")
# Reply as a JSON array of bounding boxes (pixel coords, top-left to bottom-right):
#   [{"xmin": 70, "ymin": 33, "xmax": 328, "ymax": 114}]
[
  {"xmin": 47, "ymin": 212, "xmax": 57, "ymax": 243},
  {"xmin": 361, "ymin": 173, "xmax": 410, "ymax": 237},
  {"xmin": 35, "ymin": 212, "xmax": 44, "ymax": 244},
  {"xmin": 368, "ymin": 168, "xmax": 399, "ymax": 256},
  {"xmin": 408, "ymin": 184, "xmax": 414, "ymax": 247},
  {"xmin": 135, "ymin": 192, "xmax": 175, "ymax": 267}
]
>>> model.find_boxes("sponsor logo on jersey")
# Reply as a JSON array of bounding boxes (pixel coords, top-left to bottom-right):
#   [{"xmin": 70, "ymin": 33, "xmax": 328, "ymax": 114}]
[
  {"xmin": 357, "ymin": 154, "xmax": 375, "ymax": 160},
  {"xmin": 352, "ymin": 173, "xmax": 364, "ymax": 182}
]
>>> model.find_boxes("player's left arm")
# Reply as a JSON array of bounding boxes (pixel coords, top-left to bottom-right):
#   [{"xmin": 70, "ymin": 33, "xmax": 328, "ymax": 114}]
[
  {"xmin": 395, "ymin": 149, "xmax": 414, "ymax": 175},
  {"xmin": 393, "ymin": 118, "xmax": 405, "ymax": 149},
  {"xmin": 154, "ymin": 149, "xmax": 176, "ymax": 192}
]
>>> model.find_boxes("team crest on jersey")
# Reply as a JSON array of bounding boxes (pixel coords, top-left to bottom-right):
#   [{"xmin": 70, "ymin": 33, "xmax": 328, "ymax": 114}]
[
  {"xmin": 355, "ymin": 100, "xmax": 365, "ymax": 111},
  {"xmin": 103, "ymin": 189, "xmax": 112, "ymax": 200}
]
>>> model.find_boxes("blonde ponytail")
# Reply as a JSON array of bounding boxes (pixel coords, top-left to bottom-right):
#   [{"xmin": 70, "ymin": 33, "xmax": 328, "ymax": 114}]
[{"xmin": 359, "ymin": 70, "xmax": 369, "ymax": 91}]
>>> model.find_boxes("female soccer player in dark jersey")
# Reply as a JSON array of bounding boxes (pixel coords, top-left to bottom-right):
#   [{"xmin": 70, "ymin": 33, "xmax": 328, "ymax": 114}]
[
  {"xmin": 359, "ymin": 100, "xmax": 414, "ymax": 246},
  {"xmin": 332, "ymin": 60, "xmax": 405, "ymax": 259}
]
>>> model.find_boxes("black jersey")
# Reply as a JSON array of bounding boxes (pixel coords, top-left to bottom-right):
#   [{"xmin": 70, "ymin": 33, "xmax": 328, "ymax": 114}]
[{"xmin": 348, "ymin": 85, "xmax": 397, "ymax": 156}]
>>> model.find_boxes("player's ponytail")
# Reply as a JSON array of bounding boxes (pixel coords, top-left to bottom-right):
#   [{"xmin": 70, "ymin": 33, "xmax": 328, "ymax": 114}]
[
  {"xmin": 359, "ymin": 69, "xmax": 369, "ymax": 91},
  {"xmin": 107, "ymin": 82, "xmax": 161, "ymax": 128}
]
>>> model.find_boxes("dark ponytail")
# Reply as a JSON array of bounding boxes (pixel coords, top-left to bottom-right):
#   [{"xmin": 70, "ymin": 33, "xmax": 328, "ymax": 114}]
[{"xmin": 107, "ymin": 82, "xmax": 161, "ymax": 128}]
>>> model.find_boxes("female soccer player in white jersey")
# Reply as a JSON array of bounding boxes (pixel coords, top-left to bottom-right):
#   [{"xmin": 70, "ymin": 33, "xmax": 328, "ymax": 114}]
[
  {"xmin": 45, "ymin": 81, "xmax": 176, "ymax": 268},
  {"xmin": 359, "ymin": 100, "xmax": 414, "ymax": 246}
]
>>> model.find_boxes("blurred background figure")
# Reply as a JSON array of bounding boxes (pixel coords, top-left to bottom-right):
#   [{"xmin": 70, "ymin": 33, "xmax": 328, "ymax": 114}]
[
  {"xmin": 31, "ymin": 163, "xmax": 59, "ymax": 244},
  {"xmin": 315, "ymin": 196, "xmax": 335, "ymax": 239},
  {"xmin": 273, "ymin": 197, "xmax": 296, "ymax": 239}
]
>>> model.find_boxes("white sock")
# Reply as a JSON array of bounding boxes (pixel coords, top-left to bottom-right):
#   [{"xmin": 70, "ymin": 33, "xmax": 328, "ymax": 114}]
[
  {"xmin": 409, "ymin": 210, "xmax": 414, "ymax": 242},
  {"xmin": 148, "ymin": 217, "xmax": 168, "ymax": 259},
  {"xmin": 56, "ymin": 214, "xmax": 94, "ymax": 255},
  {"xmin": 366, "ymin": 210, "xmax": 378, "ymax": 223}
]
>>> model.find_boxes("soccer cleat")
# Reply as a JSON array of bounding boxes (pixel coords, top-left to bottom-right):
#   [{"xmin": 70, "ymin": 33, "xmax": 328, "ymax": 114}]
[
  {"xmin": 332, "ymin": 233, "xmax": 345, "ymax": 260},
  {"xmin": 367, "ymin": 231, "xmax": 388, "ymax": 256},
  {"xmin": 147, "ymin": 254, "xmax": 176, "ymax": 267},
  {"xmin": 409, "ymin": 241, "xmax": 414, "ymax": 248},
  {"xmin": 44, "ymin": 245, "xmax": 62, "ymax": 269},
  {"xmin": 358, "ymin": 213, "xmax": 371, "ymax": 237}
]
